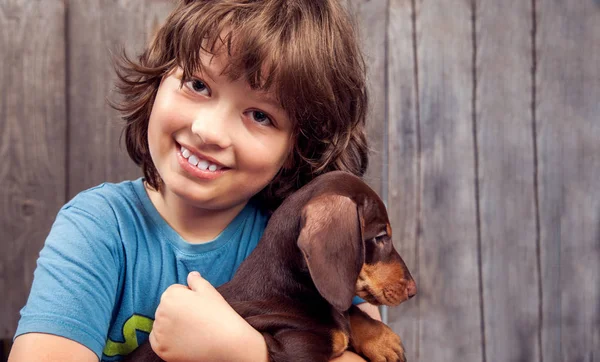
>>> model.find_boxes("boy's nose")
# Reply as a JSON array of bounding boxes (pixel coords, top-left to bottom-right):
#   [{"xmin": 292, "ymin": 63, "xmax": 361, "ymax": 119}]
[{"xmin": 191, "ymin": 109, "xmax": 233, "ymax": 149}]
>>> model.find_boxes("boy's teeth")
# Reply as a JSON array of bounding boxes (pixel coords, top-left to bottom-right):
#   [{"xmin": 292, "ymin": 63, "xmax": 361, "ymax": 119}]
[
  {"xmin": 197, "ymin": 160, "xmax": 209, "ymax": 170},
  {"xmin": 180, "ymin": 145, "xmax": 221, "ymax": 172},
  {"xmin": 187, "ymin": 155, "xmax": 199, "ymax": 166}
]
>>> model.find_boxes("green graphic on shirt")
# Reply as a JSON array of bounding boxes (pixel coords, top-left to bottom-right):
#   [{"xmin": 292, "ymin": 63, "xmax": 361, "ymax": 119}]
[{"xmin": 103, "ymin": 314, "xmax": 154, "ymax": 357}]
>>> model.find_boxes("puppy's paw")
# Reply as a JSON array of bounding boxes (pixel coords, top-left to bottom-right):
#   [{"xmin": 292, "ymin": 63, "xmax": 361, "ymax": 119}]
[{"xmin": 352, "ymin": 321, "xmax": 406, "ymax": 362}]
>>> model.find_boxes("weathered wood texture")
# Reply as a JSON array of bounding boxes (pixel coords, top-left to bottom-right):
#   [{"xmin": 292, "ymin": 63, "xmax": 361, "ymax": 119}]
[
  {"xmin": 537, "ymin": 0, "xmax": 600, "ymax": 361},
  {"xmin": 477, "ymin": 1, "xmax": 540, "ymax": 362},
  {"xmin": 0, "ymin": 0, "xmax": 66, "ymax": 339},
  {"xmin": 1, "ymin": 0, "xmax": 600, "ymax": 360},
  {"xmin": 412, "ymin": 0, "xmax": 483, "ymax": 361},
  {"xmin": 343, "ymin": 0, "xmax": 388, "ymax": 196},
  {"xmin": 386, "ymin": 0, "xmax": 420, "ymax": 360},
  {"xmin": 67, "ymin": 0, "xmax": 174, "ymax": 198}
]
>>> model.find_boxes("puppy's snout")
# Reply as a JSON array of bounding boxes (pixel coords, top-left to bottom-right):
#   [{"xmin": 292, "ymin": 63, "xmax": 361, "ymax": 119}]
[{"xmin": 406, "ymin": 279, "xmax": 417, "ymax": 299}]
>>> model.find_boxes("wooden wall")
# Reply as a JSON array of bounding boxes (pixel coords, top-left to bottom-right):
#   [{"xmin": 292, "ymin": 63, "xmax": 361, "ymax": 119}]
[{"xmin": 1, "ymin": 0, "xmax": 599, "ymax": 361}]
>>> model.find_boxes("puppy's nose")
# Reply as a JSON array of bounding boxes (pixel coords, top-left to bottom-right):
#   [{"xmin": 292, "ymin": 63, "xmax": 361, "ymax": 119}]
[{"xmin": 406, "ymin": 280, "xmax": 417, "ymax": 299}]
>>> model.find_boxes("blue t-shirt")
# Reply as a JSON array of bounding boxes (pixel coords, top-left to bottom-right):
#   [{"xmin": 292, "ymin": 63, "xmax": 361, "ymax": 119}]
[
  {"xmin": 15, "ymin": 178, "xmax": 365, "ymax": 361},
  {"xmin": 15, "ymin": 179, "xmax": 269, "ymax": 361}
]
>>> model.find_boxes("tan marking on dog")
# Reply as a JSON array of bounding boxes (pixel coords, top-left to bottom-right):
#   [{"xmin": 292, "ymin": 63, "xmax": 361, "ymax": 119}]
[
  {"xmin": 386, "ymin": 223, "xmax": 392, "ymax": 237},
  {"xmin": 330, "ymin": 329, "xmax": 349, "ymax": 358},
  {"xmin": 355, "ymin": 262, "xmax": 411, "ymax": 305},
  {"xmin": 351, "ymin": 319, "xmax": 406, "ymax": 362}
]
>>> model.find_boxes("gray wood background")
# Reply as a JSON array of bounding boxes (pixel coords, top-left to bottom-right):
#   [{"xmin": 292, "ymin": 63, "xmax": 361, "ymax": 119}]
[{"xmin": 1, "ymin": 0, "xmax": 599, "ymax": 361}]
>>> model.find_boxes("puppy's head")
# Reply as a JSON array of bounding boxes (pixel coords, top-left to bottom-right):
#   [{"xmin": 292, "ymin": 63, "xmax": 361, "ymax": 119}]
[{"xmin": 297, "ymin": 185, "xmax": 416, "ymax": 311}]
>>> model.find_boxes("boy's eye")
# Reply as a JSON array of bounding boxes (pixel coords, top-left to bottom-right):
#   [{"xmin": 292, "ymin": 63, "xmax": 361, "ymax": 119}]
[
  {"xmin": 184, "ymin": 79, "xmax": 211, "ymax": 96},
  {"xmin": 249, "ymin": 110, "xmax": 273, "ymax": 126}
]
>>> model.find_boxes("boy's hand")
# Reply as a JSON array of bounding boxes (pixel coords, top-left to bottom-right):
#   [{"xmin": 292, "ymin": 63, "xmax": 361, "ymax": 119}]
[{"xmin": 149, "ymin": 272, "xmax": 268, "ymax": 362}]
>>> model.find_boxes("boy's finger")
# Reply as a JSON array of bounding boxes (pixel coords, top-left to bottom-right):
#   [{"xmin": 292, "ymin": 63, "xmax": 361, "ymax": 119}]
[
  {"xmin": 187, "ymin": 271, "xmax": 203, "ymax": 290},
  {"xmin": 160, "ymin": 283, "xmax": 188, "ymax": 302}
]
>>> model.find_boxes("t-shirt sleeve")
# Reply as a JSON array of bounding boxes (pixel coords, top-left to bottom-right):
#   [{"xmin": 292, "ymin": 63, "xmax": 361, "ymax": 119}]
[
  {"xmin": 15, "ymin": 194, "xmax": 122, "ymax": 359},
  {"xmin": 352, "ymin": 296, "xmax": 366, "ymax": 305}
]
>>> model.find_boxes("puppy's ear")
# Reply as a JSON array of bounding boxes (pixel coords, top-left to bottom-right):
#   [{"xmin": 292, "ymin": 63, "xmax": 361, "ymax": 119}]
[{"xmin": 297, "ymin": 194, "xmax": 364, "ymax": 311}]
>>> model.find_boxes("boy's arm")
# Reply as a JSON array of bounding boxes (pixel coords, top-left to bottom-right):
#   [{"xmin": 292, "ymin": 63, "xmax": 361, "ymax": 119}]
[
  {"xmin": 11, "ymin": 201, "xmax": 122, "ymax": 361},
  {"xmin": 357, "ymin": 302, "xmax": 382, "ymax": 321},
  {"xmin": 330, "ymin": 351, "xmax": 369, "ymax": 361},
  {"xmin": 9, "ymin": 334, "xmax": 98, "ymax": 362}
]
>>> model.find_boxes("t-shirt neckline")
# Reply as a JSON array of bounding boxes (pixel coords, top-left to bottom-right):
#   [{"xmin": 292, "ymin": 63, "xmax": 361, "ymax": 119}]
[{"xmin": 130, "ymin": 178, "xmax": 252, "ymax": 254}]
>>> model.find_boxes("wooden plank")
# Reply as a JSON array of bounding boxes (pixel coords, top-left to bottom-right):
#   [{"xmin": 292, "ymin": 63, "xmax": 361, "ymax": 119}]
[
  {"xmin": 343, "ymin": 0, "xmax": 388, "ymax": 196},
  {"xmin": 537, "ymin": 1, "xmax": 600, "ymax": 360},
  {"xmin": 477, "ymin": 1, "xmax": 541, "ymax": 361},
  {"xmin": 0, "ymin": 0, "xmax": 66, "ymax": 339},
  {"xmin": 414, "ymin": 0, "xmax": 483, "ymax": 361},
  {"xmin": 385, "ymin": 0, "xmax": 421, "ymax": 360},
  {"xmin": 67, "ymin": 0, "xmax": 174, "ymax": 198}
]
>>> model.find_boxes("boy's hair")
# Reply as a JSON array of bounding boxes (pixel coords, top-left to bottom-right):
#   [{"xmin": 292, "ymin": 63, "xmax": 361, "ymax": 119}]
[{"xmin": 114, "ymin": 0, "xmax": 369, "ymax": 211}]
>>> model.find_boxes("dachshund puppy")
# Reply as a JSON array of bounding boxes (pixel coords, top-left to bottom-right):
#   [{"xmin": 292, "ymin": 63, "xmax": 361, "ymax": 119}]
[{"xmin": 125, "ymin": 171, "xmax": 416, "ymax": 362}]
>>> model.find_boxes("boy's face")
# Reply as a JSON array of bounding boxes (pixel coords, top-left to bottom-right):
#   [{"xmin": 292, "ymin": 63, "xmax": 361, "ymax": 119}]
[{"xmin": 147, "ymin": 51, "xmax": 292, "ymax": 212}]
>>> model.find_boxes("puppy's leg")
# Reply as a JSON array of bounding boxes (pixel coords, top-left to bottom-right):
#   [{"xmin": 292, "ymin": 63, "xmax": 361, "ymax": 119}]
[{"xmin": 348, "ymin": 304, "xmax": 406, "ymax": 362}]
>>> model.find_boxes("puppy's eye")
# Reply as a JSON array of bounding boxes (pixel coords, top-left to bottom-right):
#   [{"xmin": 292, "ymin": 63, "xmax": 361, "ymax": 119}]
[{"xmin": 373, "ymin": 233, "xmax": 388, "ymax": 245}]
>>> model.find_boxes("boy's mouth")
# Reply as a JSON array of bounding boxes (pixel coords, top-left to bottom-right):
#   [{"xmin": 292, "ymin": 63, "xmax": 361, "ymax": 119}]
[{"xmin": 178, "ymin": 144, "xmax": 228, "ymax": 172}]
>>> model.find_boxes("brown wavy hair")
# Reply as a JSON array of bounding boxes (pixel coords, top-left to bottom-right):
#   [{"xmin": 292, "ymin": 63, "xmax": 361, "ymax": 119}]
[{"xmin": 113, "ymin": 0, "xmax": 369, "ymax": 211}]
